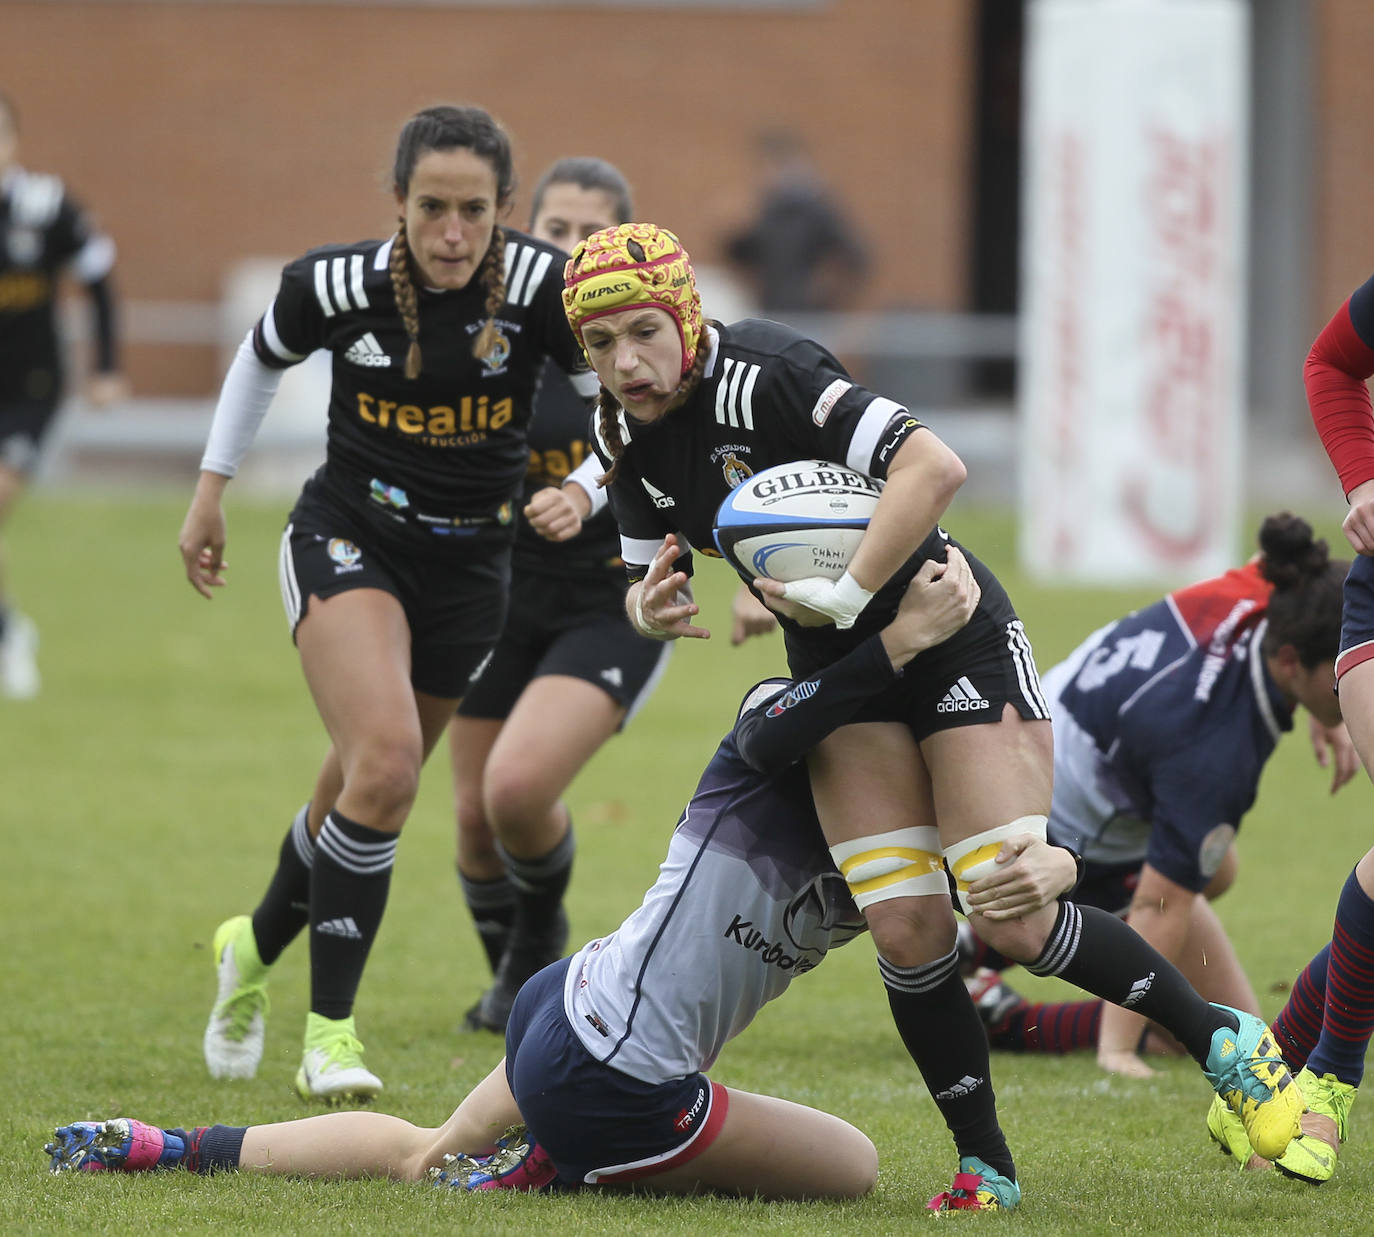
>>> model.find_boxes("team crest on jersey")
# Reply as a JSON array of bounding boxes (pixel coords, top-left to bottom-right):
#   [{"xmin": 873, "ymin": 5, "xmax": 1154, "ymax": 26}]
[
  {"xmin": 327, "ymin": 538, "xmax": 363, "ymax": 573},
  {"xmin": 767, "ymin": 679, "xmax": 819, "ymax": 716},
  {"xmin": 720, "ymin": 451, "xmax": 753, "ymax": 488},
  {"xmin": 477, "ymin": 325, "xmax": 512, "ymax": 375}
]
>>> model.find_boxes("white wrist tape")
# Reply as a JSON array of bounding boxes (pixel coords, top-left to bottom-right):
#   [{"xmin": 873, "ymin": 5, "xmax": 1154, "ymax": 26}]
[
  {"xmin": 781, "ymin": 569, "xmax": 875, "ymax": 629},
  {"xmin": 633, "ymin": 586, "xmax": 663, "ymax": 636}
]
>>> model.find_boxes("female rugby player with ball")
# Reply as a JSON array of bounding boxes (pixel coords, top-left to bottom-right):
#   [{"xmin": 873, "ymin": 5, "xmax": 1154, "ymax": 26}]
[{"xmin": 560, "ymin": 222, "xmax": 1306, "ymax": 1207}]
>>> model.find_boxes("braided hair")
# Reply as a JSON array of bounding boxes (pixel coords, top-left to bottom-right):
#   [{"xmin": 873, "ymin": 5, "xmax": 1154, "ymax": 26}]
[
  {"xmin": 1256, "ymin": 512, "xmax": 1347, "ymax": 667},
  {"xmin": 388, "ymin": 104, "xmax": 515, "ymax": 379}
]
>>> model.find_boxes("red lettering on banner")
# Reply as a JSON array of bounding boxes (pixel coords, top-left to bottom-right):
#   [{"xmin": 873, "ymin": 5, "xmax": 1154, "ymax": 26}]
[
  {"xmin": 1050, "ymin": 132, "xmax": 1085, "ymax": 560},
  {"xmin": 1123, "ymin": 127, "xmax": 1225, "ymax": 561}
]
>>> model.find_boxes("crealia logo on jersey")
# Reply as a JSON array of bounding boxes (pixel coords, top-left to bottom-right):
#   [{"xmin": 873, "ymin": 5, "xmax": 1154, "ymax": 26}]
[{"xmin": 356, "ymin": 391, "xmax": 513, "ymax": 442}]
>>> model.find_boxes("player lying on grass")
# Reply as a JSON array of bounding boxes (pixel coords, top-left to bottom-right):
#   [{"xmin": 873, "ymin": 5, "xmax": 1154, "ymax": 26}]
[{"xmin": 46, "ymin": 551, "xmax": 1305, "ymax": 1207}]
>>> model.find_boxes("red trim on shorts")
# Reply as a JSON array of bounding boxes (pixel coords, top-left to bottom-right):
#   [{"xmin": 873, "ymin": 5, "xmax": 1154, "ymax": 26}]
[
  {"xmin": 590, "ymin": 1081, "xmax": 731, "ymax": 1184},
  {"xmin": 1336, "ymin": 640, "xmax": 1374, "ymax": 683}
]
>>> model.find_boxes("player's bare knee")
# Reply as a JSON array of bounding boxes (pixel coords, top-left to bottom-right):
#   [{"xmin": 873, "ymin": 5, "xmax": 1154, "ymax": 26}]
[
  {"xmin": 345, "ymin": 739, "xmax": 423, "ymax": 820},
  {"xmin": 482, "ymin": 766, "xmax": 555, "ymax": 837}
]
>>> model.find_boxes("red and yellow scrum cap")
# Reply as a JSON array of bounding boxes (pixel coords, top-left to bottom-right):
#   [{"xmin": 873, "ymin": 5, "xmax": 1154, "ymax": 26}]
[{"xmin": 562, "ymin": 223, "xmax": 703, "ymax": 376}]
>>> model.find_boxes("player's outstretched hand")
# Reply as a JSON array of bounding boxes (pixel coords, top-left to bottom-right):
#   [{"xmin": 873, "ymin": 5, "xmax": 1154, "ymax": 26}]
[
  {"xmin": 633, "ymin": 534, "xmax": 710, "ymax": 640},
  {"xmin": 524, "ymin": 485, "xmax": 588, "ymax": 543},
  {"xmin": 1309, "ymin": 715, "xmax": 1360, "ymax": 795}
]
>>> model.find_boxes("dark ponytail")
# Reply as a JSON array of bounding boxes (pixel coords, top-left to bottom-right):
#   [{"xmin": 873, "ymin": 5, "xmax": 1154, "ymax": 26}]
[{"xmin": 1257, "ymin": 513, "xmax": 1347, "ymax": 667}]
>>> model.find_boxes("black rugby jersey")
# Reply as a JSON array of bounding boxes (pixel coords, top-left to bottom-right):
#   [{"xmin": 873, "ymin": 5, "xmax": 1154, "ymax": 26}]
[
  {"xmin": 516, "ymin": 359, "xmax": 620, "ymax": 579},
  {"xmin": 591, "ymin": 319, "xmax": 939, "ymax": 632},
  {"xmin": 0, "ymin": 167, "xmax": 116, "ymax": 399},
  {"xmin": 254, "ymin": 228, "xmax": 588, "ymax": 524}
]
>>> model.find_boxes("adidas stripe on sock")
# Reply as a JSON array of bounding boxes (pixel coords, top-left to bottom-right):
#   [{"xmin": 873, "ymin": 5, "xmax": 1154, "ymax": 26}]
[{"xmin": 309, "ymin": 811, "xmax": 398, "ymax": 1020}]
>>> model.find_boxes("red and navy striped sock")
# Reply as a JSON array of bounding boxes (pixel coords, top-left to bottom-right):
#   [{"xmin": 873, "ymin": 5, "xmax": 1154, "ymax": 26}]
[
  {"xmin": 1270, "ymin": 944, "xmax": 1329, "ymax": 1073},
  {"xmin": 1307, "ymin": 868, "xmax": 1374, "ymax": 1086},
  {"xmin": 165, "ymin": 1125, "xmax": 248, "ymax": 1173},
  {"xmin": 989, "ymin": 997, "xmax": 1103, "ymax": 1053}
]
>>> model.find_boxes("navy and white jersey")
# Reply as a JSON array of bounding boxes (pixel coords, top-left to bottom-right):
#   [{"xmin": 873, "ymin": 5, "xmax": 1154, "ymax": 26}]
[
  {"xmin": 0, "ymin": 166, "xmax": 116, "ymax": 398},
  {"xmin": 591, "ymin": 320, "xmax": 924, "ymax": 589},
  {"xmin": 253, "ymin": 229, "xmax": 590, "ymax": 526},
  {"xmin": 563, "ymin": 636, "xmax": 897, "ymax": 1085},
  {"xmin": 1044, "ymin": 561, "xmax": 1294, "ymax": 892},
  {"xmin": 515, "ymin": 359, "xmax": 620, "ymax": 579}
]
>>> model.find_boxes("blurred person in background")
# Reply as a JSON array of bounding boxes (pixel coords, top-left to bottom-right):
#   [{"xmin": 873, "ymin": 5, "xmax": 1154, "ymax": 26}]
[
  {"xmin": 722, "ymin": 127, "xmax": 869, "ymax": 316},
  {"xmin": 1200, "ymin": 272, "xmax": 1374, "ymax": 1183},
  {"xmin": 955, "ymin": 514, "xmax": 1350, "ymax": 1084},
  {"xmin": 449, "ymin": 155, "xmax": 674, "ymax": 1035},
  {"xmin": 177, "ymin": 104, "xmax": 593, "ymax": 1104},
  {"xmin": 563, "ymin": 222, "xmax": 1307, "ymax": 1208},
  {"xmin": 0, "ymin": 90, "xmax": 127, "ymax": 699}
]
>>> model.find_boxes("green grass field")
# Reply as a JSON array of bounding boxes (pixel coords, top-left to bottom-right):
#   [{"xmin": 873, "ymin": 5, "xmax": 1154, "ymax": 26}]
[{"xmin": 5, "ymin": 489, "xmax": 1373, "ymax": 1234}]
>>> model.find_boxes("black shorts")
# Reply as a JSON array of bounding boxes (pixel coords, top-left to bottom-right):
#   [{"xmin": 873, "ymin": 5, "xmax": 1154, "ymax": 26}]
[
  {"xmin": 458, "ymin": 569, "xmax": 669, "ymax": 722},
  {"xmin": 279, "ymin": 486, "xmax": 511, "ymax": 699},
  {"xmin": 0, "ymin": 394, "xmax": 59, "ymax": 475},
  {"xmin": 784, "ymin": 544, "xmax": 1051, "ymax": 742}
]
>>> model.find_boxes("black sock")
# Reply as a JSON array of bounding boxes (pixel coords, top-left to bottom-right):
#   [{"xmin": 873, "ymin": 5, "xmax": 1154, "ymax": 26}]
[
  {"xmin": 308, "ymin": 810, "xmax": 397, "ymax": 1020},
  {"xmin": 497, "ymin": 819, "xmax": 575, "ymax": 943},
  {"xmin": 1028, "ymin": 901, "xmax": 1235, "ymax": 1065},
  {"xmin": 459, "ymin": 868, "xmax": 516, "ymax": 973},
  {"xmin": 880, "ymin": 947, "xmax": 1015, "ymax": 1181},
  {"xmin": 251, "ymin": 804, "xmax": 314, "ymax": 966}
]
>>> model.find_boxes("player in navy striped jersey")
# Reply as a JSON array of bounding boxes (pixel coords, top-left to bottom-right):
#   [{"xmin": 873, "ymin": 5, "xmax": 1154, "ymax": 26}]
[
  {"xmin": 449, "ymin": 157, "xmax": 674, "ymax": 1036},
  {"xmin": 958, "ymin": 515, "xmax": 1349, "ymax": 1077},
  {"xmin": 178, "ymin": 105, "xmax": 592, "ymax": 1104},
  {"xmin": 0, "ymin": 91, "xmax": 126, "ymax": 699},
  {"xmin": 561, "ymin": 223, "xmax": 1307, "ymax": 1202}
]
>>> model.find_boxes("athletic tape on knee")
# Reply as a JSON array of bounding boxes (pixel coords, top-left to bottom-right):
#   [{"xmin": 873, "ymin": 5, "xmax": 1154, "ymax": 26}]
[
  {"xmin": 944, "ymin": 814, "xmax": 1049, "ymax": 915},
  {"xmin": 829, "ymin": 826, "xmax": 945, "ymax": 910}
]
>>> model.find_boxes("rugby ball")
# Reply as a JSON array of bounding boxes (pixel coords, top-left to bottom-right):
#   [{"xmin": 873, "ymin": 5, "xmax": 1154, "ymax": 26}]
[{"xmin": 713, "ymin": 460, "xmax": 882, "ymax": 582}]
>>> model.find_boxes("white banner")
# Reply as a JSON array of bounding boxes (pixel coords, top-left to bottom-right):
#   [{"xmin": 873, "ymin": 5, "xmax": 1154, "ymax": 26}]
[{"xmin": 1018, "ymin": 0, "xmax": 1248, "ymax": 584}]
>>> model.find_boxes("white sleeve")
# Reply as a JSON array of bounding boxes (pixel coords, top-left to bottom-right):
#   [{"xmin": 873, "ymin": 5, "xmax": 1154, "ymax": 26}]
[
  {"xmin": 563, "ymin": 450, "xmax": 609, "ymax": 518},
  {"xmin": 199, "ymin": 331, "xmax": 285, "ymax": 477}
]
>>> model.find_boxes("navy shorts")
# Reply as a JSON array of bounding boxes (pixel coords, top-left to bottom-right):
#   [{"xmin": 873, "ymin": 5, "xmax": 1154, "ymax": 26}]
[
  {"xmin": 505, "ymin": 957, "xmax": 729, "ymax": 1188},
  {"xmin": 1337, "ymin": 553, "xmax": 1374, "ymax": 682},
  {"xmin": 458, "ymin": 570, "xmax": 669, "ymax": 721},
  {"xmin": 279, "ymin": 485, "xmax": 510, "ymax": 699},
  {"xmin": 784, "ymin": 545, "xmax": 1051, "ymax": 742}
]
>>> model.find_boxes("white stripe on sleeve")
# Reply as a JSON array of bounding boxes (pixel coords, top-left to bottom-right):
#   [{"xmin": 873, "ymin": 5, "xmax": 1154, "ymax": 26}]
[{"xmin": 844, "ymin": 396, "xmax": 907, "ymax": 475}]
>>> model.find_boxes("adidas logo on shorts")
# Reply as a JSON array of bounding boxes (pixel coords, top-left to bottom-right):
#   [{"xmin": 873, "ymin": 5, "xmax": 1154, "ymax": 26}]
[
  {"xmin": 600, "ymin": 667, "xmax": 624, "ymax": 688},
  {"xmin": 344, "ymin": 332, "xmax": 391, "ymax": 368},
  {"xmin": 937, "ymin": 676, "xmax": 990, "ymax": 713},
  {"xmin": 315, "ymin": 916, "xmax": 363, "ymax": 940}
]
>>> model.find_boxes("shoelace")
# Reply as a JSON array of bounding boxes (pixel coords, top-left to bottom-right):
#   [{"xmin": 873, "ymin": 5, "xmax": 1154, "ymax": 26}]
[
  {"xmin": 217, "ymin": 984, "xmax": 269, "ymax": 1040},
  {"xmin": 317, "ymin": 1031, "xmax": 367, "ymax": 1068}
]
